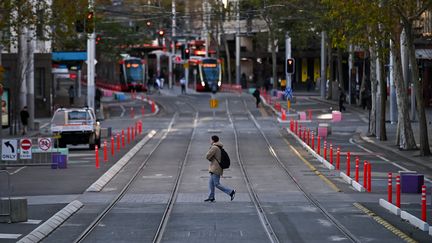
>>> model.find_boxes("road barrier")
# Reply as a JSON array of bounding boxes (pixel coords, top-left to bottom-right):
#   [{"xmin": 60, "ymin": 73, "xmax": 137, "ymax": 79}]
[
  {"xmin": 117, "ymin": 134, "xmax": 120, "ymax": 151},
  {"xmin": 364, "ymin": 160, "xmax": 368, "ymax": 188},
  {"xmin": 122, "ymin": 130, "xmax": 125, "ymax": 148},
  {"xmin": 111, "ymin": 136, "xmax": 115, "ymax": 156},
  {"xmin": 329, "ymin": 144, "xmax": 333, "ymax": 164},
  {"xmin": 323, "ymin": 141, "xmax": 327, "ymax": 160},
  {"xmin": 336, "ymin": 147, "xmax": 340, "ymax": 170},
  {"xmin": 422, "ymin": 185, "xmax": 427, "ymax": 221},
  {"xmin": 317, "ymin": 136, "xmax": 321, "ymax": 155},
  {"xmin": 355, "ymin": 156, "xmax": 359, "ymax": 182},
  {"xmin": 103, "ymin": 141, "xmax": 107, "ymax": 163},
  {"xmin": 95, "ymin": 145, "xmax": 99, "ymax": 169},
  {"xmin": 388, "ymin": 173, "xmax": 393, "ymax": 203},
  {"xmin": 151, "ymin": 101, "xmax": 156, "ymax": 113},
  {"xmin": 311, "ymin": 133, "xmax": 315, "ymax": 150},
  {"xmin": 396, "ymin": 176, "xmax": 401, "ymax": 207},
  {"xmin": 346, "ymin": 151, "xmax": 351, "ymax": 176}
]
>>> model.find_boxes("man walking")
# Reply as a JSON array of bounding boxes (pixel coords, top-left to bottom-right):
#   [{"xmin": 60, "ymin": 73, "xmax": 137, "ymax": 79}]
[
  {"xmin": 204, "ymin": 135, "xmax": 236, "ymax": 202},
  {"xmin": 253, "ymin": 88, "xmax": 261, "ymax": 108},
  {"xmin": 20, "ymin": 106, "xmax": 29, "ymax": 135},
  {"xmin": 180, "ymin": 76, "xmax": 186, "ymax": 94},
  {"xmin": 68, "ymin": 85, "xmax": 75, "ymax": 106}
]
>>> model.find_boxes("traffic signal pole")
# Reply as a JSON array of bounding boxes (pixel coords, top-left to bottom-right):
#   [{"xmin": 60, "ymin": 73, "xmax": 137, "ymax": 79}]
[
  {"xmin": 87, "ymin": 1, "xmax": 95, "ymax": 110},
  {"xmin": 320, "ymin": 31, "xmax": 327, "ymax": 99},
  {"xmin": 235, "ymin": 0, "xmax": 241, "ymax": 85},
  {"xmin": 169, "ymin": 0, "xmax": 176, "ymax": 89},
  {"xmin": 285, "ymin": 33, "xmax": 292, "ymax": 89}
]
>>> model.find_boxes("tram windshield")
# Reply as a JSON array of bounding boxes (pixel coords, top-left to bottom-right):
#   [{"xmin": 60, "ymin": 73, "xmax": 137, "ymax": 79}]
[
  {"xmin": 201, "ymin": 60, "xmax": 219, "ymax": 82},
  {"xmin": 125, "ymin": 60, "xmax": 143, "ymax": 82}
]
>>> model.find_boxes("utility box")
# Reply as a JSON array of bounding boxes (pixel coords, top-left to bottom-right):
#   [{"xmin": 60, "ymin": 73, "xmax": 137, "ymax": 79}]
[
  {"xmin": 0, "ymin": 198, "xmax": 28, "ymax": 223},
  {"xmin": 400, "ymin": 171, "xmax": 424, "ymax": 193}
]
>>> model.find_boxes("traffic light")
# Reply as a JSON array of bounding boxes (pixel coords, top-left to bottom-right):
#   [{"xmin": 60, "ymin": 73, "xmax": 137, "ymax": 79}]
[
  {"xmin": 184, "ymin": 48, "xmax": 190, "ymax": 59},
  {"xmin": 158, "ymin": 29, "xmax": 165, "ymax": 37},
  {"xmin": 286, "ymin": 58, "xmax": 295, "ymax": 74},
  {"xmin": 85, "ymin": 11, "xmax": 94, "ymax": 33}
]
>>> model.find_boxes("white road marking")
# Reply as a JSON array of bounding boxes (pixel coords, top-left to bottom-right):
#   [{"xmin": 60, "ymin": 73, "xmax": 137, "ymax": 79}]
[
  {"xmin": 349, "ymin": 138, "xmax": 431, "ymax": 182},
  {"xmin": 0, "ymin": 234, "xmax": 21, "ymax": 239},
  {"xmin": 10, "ymin": 166, "xmax": 26, "ymax": 175}
]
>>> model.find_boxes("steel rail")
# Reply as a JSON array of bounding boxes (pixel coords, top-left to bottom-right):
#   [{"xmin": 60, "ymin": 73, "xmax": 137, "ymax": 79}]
[
  {"xmin": 74, "ymin": 112, "xmax": 180, "ymax": 243},
  {"xmin": 226, "ymin": 99, "xmax": 280, "ymax": 243},
  {"xmin": 241, "ymin": 99, "xmax": 360, "ymax": 243},
  {"xmin": 152, "ymin": 112, "xmax": 198, "ymax": 243}
]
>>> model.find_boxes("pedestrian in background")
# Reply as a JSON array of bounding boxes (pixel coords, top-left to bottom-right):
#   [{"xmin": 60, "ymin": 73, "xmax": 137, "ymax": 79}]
[
  {"xmin": 20, "ymin": 106, "xmax": 29, "ymax": 135},
  {"xmin": 253, "ymin": 88, "xmax": 261, "ymax": 108},
  {"xmin": 180, "ymin": 76, "xmax": 186, "ymax": 94},
  {"xmin": 204, "ymin": 135, "xmax": 236, "ymax": 202},
  {"xmin": 68, "ymin": 85, "xmax": 75, "ymax": 106}
]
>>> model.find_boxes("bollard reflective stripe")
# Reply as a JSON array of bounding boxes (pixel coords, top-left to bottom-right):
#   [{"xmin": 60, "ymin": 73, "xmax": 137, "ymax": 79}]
[
  {"xmin": 396, "ymin": 176, "xmax": 401, "ymax": 208},
  {"xmin": 388, "ymin": 173, "xmax": 392, "ymax": 203},
  {"xmin": 329, "ymin": 144, "xmax": 333, "ymax": 165},
  {"xmin": 363, "ymin": 160, "xmax": 368, "ymax": 188},
  {"xmin": 324, "ymin": 141, "xmax": 327, "ymax": 160},
  {"xmin": 346, "ymin": 151, "xmax": 351, "ymax": 176},
  {"xmin": 336, "ymin": 147, "xmax": 340, "ymax": 170},
  {"xmin": 355, "ymin": 156, "xmax": 359, "ymax": 182},
  {"xmin": 95, "ymin": 145, "xmax": 99, "ymax": 169},
  {"xmin": 421, "ymin": 185, "xmax": 427, "ymax": 221}
]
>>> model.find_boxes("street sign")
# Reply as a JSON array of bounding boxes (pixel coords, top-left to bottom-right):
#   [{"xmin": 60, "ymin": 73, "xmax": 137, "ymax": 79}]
[
  {"xmin": 284, "ymin": 87, "xmax": 293, "ymax": 100},
  {"xmin": 210, "ymin": 99, "xmax": 218, "ymax": 108},
  {"xmin": 38, "ymin": 138, "xmax": 52, "ymax": 151},
  {"xmin": 20, "ymin": 138, "xmax": 32, "ymax": 160},
  {"xmin": 2, "ymin": 139, "xmax": 17, "ymax": 161}
]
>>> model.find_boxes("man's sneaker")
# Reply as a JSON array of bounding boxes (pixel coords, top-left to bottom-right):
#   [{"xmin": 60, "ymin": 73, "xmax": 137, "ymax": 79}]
[
  {"xmin": 204, "ymin": 198, "xmax": 215, "ymax": 202},
  {"xmin": 230, "ymin": 190, "xmax": 236, "ymax": 201}
]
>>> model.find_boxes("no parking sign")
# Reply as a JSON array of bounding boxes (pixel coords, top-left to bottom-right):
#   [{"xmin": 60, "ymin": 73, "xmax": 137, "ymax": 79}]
[{"xmin": 20, "ymin": 138, "xmax": 32, "ymax": 159}]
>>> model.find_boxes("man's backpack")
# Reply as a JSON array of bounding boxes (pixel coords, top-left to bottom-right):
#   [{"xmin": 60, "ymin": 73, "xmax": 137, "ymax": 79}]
[{"xmin": 216, "ymin": 145, "xmax": 230, "ymax": 169}]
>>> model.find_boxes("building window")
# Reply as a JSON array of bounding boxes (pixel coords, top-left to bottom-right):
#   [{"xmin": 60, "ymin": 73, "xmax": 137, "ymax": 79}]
[{"xmin": 35, "ymin": 68, "xmax": 45, "ymax": 98}]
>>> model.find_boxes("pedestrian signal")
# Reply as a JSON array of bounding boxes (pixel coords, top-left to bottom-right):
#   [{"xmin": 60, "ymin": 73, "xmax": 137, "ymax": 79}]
[{"xmin": 286, "ymin": 58, "xmax": 295, "ymax": 74}]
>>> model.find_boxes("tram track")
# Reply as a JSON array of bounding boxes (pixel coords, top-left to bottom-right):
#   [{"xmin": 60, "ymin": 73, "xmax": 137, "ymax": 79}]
[
  {"xmin": 226, "ymin": 96, "xmax": 360, "ymax": 243},
  {"xmin": 74, "ymin": 104, "xmax": 199, "ymax": 243}
]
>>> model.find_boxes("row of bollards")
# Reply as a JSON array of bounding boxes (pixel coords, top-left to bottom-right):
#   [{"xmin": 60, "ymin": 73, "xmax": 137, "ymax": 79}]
[
  {"xmin": 94, "ymin": 120, "xmax": 143, "ymax": 169},
  {"xmin": 290, "ymin": 119, "xmax": 372, "ymax": 192}
]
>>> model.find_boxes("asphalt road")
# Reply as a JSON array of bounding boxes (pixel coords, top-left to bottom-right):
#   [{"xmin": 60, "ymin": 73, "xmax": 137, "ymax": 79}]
[{"xmin": 1, "ymin": 91, "xmax": 430, "ymax": 242}]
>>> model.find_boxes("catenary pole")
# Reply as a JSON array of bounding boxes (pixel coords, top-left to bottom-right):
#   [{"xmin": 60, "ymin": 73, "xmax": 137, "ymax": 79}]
[
  {"xmin": 87, "ymin": 0, "xmax": 95, "ymax": 110},
  {"xmin": 235, "ymin": 0, "xmax": 241, "ymax": 85}
]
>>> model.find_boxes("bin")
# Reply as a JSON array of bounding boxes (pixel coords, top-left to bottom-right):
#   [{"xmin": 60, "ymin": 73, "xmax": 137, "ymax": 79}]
[
  {"xmin": 400, "ymin": 172, "xmax": 423, "ymax": 193},
  {"xmin": 52, "ymin": 154, "xmax": 67, "ymax": 169}
]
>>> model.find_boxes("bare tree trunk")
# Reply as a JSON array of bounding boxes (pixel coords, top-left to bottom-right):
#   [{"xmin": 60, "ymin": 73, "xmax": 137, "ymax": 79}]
[
  {"xmin": 378, "ymin": 53, "xmax": 387, "ymax": 140},
  {"xmin": 391, "ymin": 30, "xmax": 417, "ymax": 150},
  {"xmin": 369, "ymin": 46, "xmax": 378, "ymax": 136},
  {"xmin": 271, "ymin": 34, "xmax": 278, "ymax": 90},
  {"xmin": 405, "ymin": 23, "xmax": 430, "ymax": 155}
]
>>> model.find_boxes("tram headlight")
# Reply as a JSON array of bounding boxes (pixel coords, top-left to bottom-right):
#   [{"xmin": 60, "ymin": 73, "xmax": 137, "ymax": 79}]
[{"xmin": 201, "ymin": 81, "xmax": 205, "ymax": 87}]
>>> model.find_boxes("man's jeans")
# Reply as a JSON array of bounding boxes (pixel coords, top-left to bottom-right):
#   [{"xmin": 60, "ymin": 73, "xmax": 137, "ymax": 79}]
[{"xmin": 208, "ymin": 173, "xmax": 232, "ymax": 199}]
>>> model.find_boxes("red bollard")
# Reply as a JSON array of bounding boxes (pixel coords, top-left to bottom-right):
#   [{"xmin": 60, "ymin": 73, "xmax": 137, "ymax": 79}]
[
  {"xmin": 317, "ymin": 136, "xmax": 321, "ymax": 155},
  {"xmin": 122, "ymin": 130, "xmax": 125, "ymax": 148},
  {"xmin": 396, "ymin": 176, "xmax": 401, "ymax": 208},
  {"xmin": 336, "ymin": 147, "xmax": 340, "ymax": 170},
  {"xmin": 295, "ymin": 120, "xmax": 298, "ymax": 134},
  {"xmin": 151, "ymin": 101, "xmax": 156, "ymax": 113},
  {"xmin": 141, "ymin": 105, "xmax": 145, "ymax": 116},
  {"xmin": 421, "ymin": 185, "xmax": 427, "ymax": 221},
  {"xmin": 281, "ymin": 109, "xmax": 286, "ymax": 121},
  {"xmin": 367, "ymin": 162, "xmax": 372, "ymax": 192},
  {"xmin": 363, "ymin": 161, "xmax": 368, "ymax": 189},
  {"xmin": 130, "ymin": 107, "xmax": 135, "ymax": 118},
  {"xmin": 329, "ymin": 144, "xmax": 333, "ymax": 164},
  {"xmin": 127, "ymin": 127, "xmax": 131, "ymax": 144},
  {"xmin": 346, "ymin": 151, "xmax": 351, "ymax": 176},
  {"xmin": 311, "ymin": 132, "xmax": 315, "ymax": 150},
  {"xmin": 95, "ymin": 145, "xmax": 99, "ymax": 169},
  {"xmin": 111, "ymin": 136, "xmax": 114, "ymax": 156},
  {"xmin": 103, "ymin": 140, "xmax": 107, "ymax": 163},
  {"xmin": 132, "ymin": 127, "xmax": 135, "ymax": 141},
  {"xmin": 355, "ymin": 156, "xmax": 359, "ymax": 182},
  {"xmin": 139, "ymin": 120, "xmax": 142, "ymax": 134},
  {"xmin": 388, "ymin": 173, "xmax": 392, "ymax": 203},
  {"xmin": 307, "ymin": 129, "xmax": 310, "ymax": 146},
  {"xmin": 117, "ymin": 134, "xmax": 120, "ymax": 151},
  {"xmin": 324, "ymin": 141, "xmax": 327, "ymax": 160},
  {"xmin": 303, "ymin": 129, "xmax": 306, "ymax": 142},
  {"xmin": 290, "ymin": 119, "xmax": 294, "ymax": 131}
]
